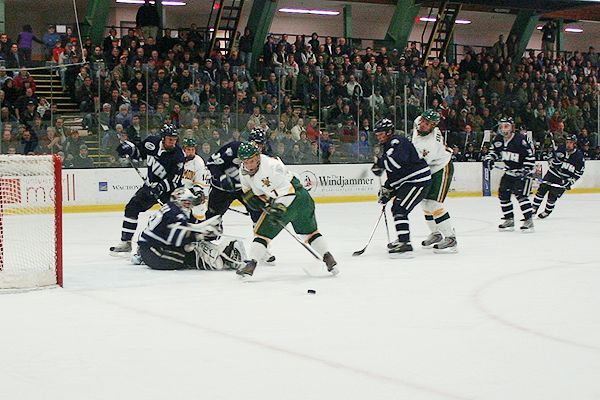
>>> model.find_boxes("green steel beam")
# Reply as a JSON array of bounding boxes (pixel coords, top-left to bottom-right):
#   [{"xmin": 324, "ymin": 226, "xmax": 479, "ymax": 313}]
[
  {"xmin": 344, "ymin": 5, "xmax": 352, "ymax": 43},
  {"xmin": 384, "ymin": 0, "xmax": 420, "ymax": 51},
  {"xmin": 248, "ymin": 0, "xmax": 278, "ymax": 69},
  {"xmin": 508, "ymin": 10, "xmax": 539, "ymax": 63},
  {"xmin": 156, "ymin": 0, "xmax": 163, "ymax": 30},
  {"xmin": 0, "ymin": 0, "xmax": 5, "ymax": 34},
  {"xmin": 82, "ymin": 0, "xmax": 112, "ymax": 45},
  {"xmin": 556, "ymin": 19, "xmax": 564, "ymax": 56}
]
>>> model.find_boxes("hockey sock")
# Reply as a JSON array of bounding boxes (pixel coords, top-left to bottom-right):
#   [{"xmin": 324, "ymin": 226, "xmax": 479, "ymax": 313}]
[
  {"xmin": 394, "ymin": 214, "xmax": 410, "ymax": 243},
  {"xmin": 518, "ymin": 196, "xmax": 533, "ymax": 220},
  {"xmin": 424, "ymin": 214, "xmax": 438, "ymax": 233},
  {"xmin": 121, "ymin": 216, "xmax": 138, "ymax": 241},
  {"xmin": 500, "ymin": 200, "xmax": 514, "ymax": 219},
  {"xmin": 434, "ymin": 212, "xmax": 455, "ymax": 238},
  {"xmin": 250, "ymin": 238, "xmax": 268, "ymax": 262},
  {"xmin": 544, "ymin": 200, "xmax": 556, "ymax": 215},
  {"xmin": 532, "ymin": 194, "xmax": 544, "ymax": 211},
  {"xmin": 306, "ymin": 234, "xmax": 329, "ymax": 258}
]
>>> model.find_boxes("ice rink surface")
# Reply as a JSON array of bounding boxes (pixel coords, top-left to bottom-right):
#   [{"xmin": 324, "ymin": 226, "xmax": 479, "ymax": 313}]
[{"xmin": 1, "ymin": 194, "xmax": 600, "ymax": 400}]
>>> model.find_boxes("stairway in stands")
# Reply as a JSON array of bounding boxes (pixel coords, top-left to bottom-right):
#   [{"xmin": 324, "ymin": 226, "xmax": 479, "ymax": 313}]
[
  {"xmin": 207, "ymin": 0, "xmax": 245, "ymax": 57},
  {"xmin": 421, "ymin": 1, "xmax": 462, "ymax": 65},
  {"xmin": 30, "ymin": 69, "xmax": 105, "ymax": 166}
]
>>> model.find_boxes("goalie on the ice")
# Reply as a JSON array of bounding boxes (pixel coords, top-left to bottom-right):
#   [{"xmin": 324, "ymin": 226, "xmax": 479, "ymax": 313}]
[{"xmin": 137, "ymin": 187, "xmax": 246, "ymax": 271}]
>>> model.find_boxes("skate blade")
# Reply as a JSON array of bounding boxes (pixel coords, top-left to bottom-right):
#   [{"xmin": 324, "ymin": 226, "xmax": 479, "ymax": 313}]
[
  {"xmin": 498, "ymin": 227, "xmax": 515, "ymax": 232},
  {"xmin": 421, "ymin": 243, "xmax": 437, "ymax": 249},
  {"xmin": 433, "ymin": 247, "xmax": 458, "ymax": 254},
  {"xmin": 328, "ymin": 267, "xmax": 340, "ymax": 276},
  {"xmin": 109, "ymin": 251, "xmax": 131, "ymax": 258},
  {"xmin": 520, "ymin": 228, "xmax": 535, "ymax": 234},
  {"xmin": 388, "ymin": 252, "xmax": 415, "ymax": 259}
]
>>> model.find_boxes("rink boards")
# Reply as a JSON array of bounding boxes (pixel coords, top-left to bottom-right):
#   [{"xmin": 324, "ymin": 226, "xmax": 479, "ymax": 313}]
[{"xmin": 55, "ymin": 161, "xmax": 600, "ymax": 212}]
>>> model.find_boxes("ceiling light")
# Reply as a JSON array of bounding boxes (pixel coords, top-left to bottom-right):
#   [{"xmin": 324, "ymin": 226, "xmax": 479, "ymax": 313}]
[
  {"xmin": 278, "ymin": 8, "xmax": 339, "ymax": 16},
  {"xmin": 536, "ymin": 26, "xmax": 543, "ymax": 30},
  {"xmin": 418, "ymin": 17, "xmax": 471, "ymax": 24},
  {"xmin": 494, "ymin": 8, "xmax": 511, "ymax": 13},
  {"xmin": 116, "ymin": 0, "xmax": 186, "ymax": 5},
  {"xmin": 564, "ymin": 27, "xmax": 583, "ymax": 33}
]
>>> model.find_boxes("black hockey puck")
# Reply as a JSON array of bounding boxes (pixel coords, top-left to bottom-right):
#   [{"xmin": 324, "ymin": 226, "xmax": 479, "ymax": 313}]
[{"xmin": 307, "ymin": 289, "xmax": 316, "ymax": 294}]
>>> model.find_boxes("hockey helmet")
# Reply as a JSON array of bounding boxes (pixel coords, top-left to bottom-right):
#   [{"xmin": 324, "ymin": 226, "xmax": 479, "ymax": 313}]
[
  {"xmin": 373, "ymin": 118, "xmax": 394, "ymax": 134},
  {"xmin": 160, "ymin": 124, "xmax": 179, "ymax": 138},
  {"xmin": 171, "ymin": 187, "xmax": 201, "ymax": 209},
  {"xmin": 238, "ymin": 141, "xmax": 260, "ymax": 161},
  {"xmin": 565, "ymin": 134, "xmax": 578, "ymax": 143},
  {"xmin": 182, "ymin": 137, "xmax": 197, "ymax": 148},
  {"xmin": 249, "ymin": 127, "xmax": 267, "ymax": 144},
  {"xmin": 498, "ymin": 116, "xmax": 514, "ymax": 136},
  {"xmin": 421, "ymin": 110, "xmax": 441, "ymax": 124}
]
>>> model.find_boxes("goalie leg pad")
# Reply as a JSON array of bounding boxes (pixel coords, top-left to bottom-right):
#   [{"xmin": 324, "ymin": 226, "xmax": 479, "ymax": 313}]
[{"xmin": 193, "ymin": 241, "xmax": 225, "ymax": 270}]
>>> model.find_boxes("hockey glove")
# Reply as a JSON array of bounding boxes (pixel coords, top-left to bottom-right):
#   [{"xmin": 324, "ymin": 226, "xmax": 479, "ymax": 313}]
[
  {"xmin": 564, "ymin": 178, "xmax": 575, "ymax": 190},
  {"xmin": 371, "ymin": 162, "xmax": 384, "ymax": 177},
  {"xmin": 266, "ymin": 202, "xmax": 287, "ymax": 224},
  {"xmin": 519, "ymin": 169, "xmax": 534, "ymax": 180},
  {"xmin": 241, "ymin": 191, "xmax": 267, "ymax": 212},
  {"xmin": 189, "ymin": 185, "xmax": 206, "ymax": 205},
  {"xmin": 483, "ymin": 158, "xmax": 494, "ymax": 170},
  {"xmin": 149, "ymin": 181, "xmax": 167, "ymax": 198},
  {"xmin": 378, "ymin": 186, "xmax": 393, "ymax": 205},
  {"xmin": 117, "ymin": 140, "xmax": 136, "ymax": 158},
  {"xmin": 219, "ymin": 174, "xmax": 239, "ymax": 192}
]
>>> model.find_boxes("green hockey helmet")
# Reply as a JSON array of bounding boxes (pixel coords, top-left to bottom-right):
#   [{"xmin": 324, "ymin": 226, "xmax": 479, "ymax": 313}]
[
  {"xmin": 421, "ymin": 110, "xmax": 441, "ymax": 124},
  {"xmin": 182, "ymin": 137, "xmax": 197, "ymax": 148},
  {"xmin": 238, "ymin": 141, "xmax": 260, "ymax": 160}
]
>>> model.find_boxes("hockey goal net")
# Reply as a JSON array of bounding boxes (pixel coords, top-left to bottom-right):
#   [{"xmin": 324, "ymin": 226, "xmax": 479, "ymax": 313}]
[{"xmin": 0, "ymin": 155, "xmax": 62, "ymax": 289}]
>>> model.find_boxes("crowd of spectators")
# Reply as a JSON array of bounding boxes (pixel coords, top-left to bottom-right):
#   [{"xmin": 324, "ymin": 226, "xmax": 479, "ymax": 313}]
[{"xmin": 1, "ymin": 17, "xmax": 600, "ymax": 167}]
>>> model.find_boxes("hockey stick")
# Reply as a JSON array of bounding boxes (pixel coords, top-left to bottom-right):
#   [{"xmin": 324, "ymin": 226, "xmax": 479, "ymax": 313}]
[
  {"xmin": 492, "ymin": 165, "xmax": 565, "ymax": 189},
  {"xmin": 126, "ymin": 155, "xmax": 165, "ymax": 206},
  {"xmin": 352, "ymin": 205, "xmax": 386, "ymax": 256},
  {"xmin": 378, "ymin": 176, "xmax": 392, "ymax": 245},
  {"xmin": 228, "ymin": 207, "xmax": 250, "ymax": 216}
]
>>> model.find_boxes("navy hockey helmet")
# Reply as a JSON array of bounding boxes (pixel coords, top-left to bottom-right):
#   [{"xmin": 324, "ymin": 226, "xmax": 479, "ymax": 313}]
[
  {"xmin": 249, "ymin": 127, "xmax": 267, "ymax": 144},
  {"xmin": 498, "ymin": 116, "xmax": 514, "ymax": 136},
  {"xmin": 565, "ymin": 134, "xmax": 578, "ymax": 143},
  {"xmin": 373, "ymin": 118, "xmax": 394, "ymax": 135},
  {"xmin": 160, "ymin": 124, "xmax": 179, "ymax": 138}
]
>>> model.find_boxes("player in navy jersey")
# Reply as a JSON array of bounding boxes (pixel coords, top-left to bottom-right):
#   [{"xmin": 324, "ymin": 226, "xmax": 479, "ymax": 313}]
[
  {"xmin": 533, "ymin": 135, "xmax": 585, "ymax": 218},
  {"xmin": 110, "ymin": 124, "xmax": 185, "ymax": 255},
  {"xmin": 371, "ymin": 118, "xmax": 431, "ymax": 257},
  {"xmin": 205, "ymin": 127, "xmax": 273, "ymax": 222},
  {"xmin": 484, "ymin": 117, "xmax": 536, "ymax": 232},
  {"xmin": 137, "ymin": 187, "xmax": 245, "ymax": 270}
]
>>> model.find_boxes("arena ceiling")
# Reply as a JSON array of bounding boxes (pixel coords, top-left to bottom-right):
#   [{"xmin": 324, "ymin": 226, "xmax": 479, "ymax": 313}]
[{"xmin": 340, "ymin": 0, "xmax": 600, "ymax": 21}]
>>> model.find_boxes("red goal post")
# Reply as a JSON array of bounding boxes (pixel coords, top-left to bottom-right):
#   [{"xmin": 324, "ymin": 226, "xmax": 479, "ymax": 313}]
[{"xmin": 0, "ymin": 154, "xmax": 62, "ymax": 289}]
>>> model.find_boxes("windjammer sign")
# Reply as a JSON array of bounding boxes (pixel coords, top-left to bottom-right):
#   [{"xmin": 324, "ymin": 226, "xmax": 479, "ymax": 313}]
[{"xmin": 287, "ymin": 164, "xmax": 378, "ymax": 196}]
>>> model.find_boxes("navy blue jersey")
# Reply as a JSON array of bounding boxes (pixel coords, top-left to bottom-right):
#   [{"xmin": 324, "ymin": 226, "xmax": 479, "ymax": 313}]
[
  {"xmin": 486, "ymin": 133, "xmax": 535, "ymax": 174},
  {"xmin": 548, "ymin": 145, "xmax": 585, "ymax": 183},
  {"xmin": 206, "ymin": 141, "xmax": 243, "ymax": 190},
  {"xmin": 139, "ymin": 201, "xmax": 198, "ymax": 248},
  {"xmin": 376, "ymin": 135, "xmax": 431, "ymax": 189},
  {"xmin": 132, "ymin": 135, "xmax": 185, "ymax": 193}
]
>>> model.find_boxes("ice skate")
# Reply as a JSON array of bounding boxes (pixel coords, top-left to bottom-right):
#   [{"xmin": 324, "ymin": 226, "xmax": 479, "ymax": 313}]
[
  {"xmin": 388, "ymin": 242, "xmax": 414, "ymax": 259},
  {"xmin": 520, "ymin": 218, "xmax": 535, "ymax": 233},
  {"xmin": 130, "ymin": 251, "xmax": 144, "ymax": 265},
  {"xmin": 260, "ymin": 249, "xmax": 276, "ymax": 266},
  {"xmin": 433, "ymin": 236, "xmax": 458, "ymax": 253},
  {"xmin": 498, "ymin": 218, "xmax": 515, "ymax": 231},
  {"xmin": 421, "ymin": 232, "xmax": 443, "ymax": 248},
  {"xmin": 109, "ymin": 240, "xmax": 132, "ymax": 256},
  {"xmin": 323, "ymin": 252, "xmax": 339, "ymax": 275},
  {"xmin": 537, "ymin": 211, "xmax": 551, "ymax": 219},
  {"xmin": 221, "ymin": 241, "xmax": 246, "ymax": 270},
  {"xmin": 236, "ymin": 259, "xmax": 258, "ymax": 277}
]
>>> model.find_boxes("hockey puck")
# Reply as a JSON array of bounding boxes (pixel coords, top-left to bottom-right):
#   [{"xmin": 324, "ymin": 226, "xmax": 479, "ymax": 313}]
[{"xmin": 307, "ymin": 289, "xmax": 316, "ymax": 294}]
